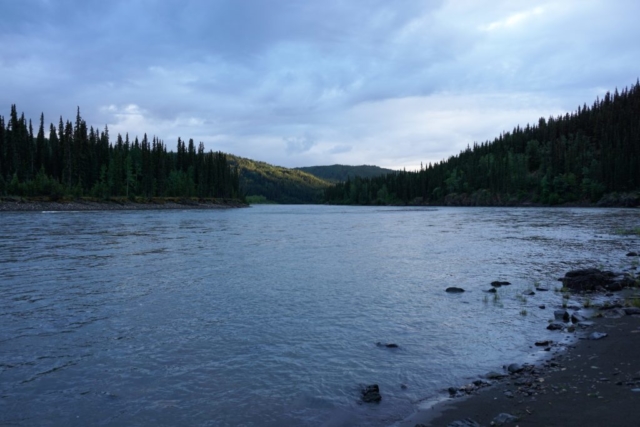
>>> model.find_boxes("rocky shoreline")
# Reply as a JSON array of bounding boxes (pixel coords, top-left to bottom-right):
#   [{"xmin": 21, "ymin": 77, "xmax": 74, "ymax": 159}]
[
  {"xmin": 0, "ymin": 197, "xmax": 248, "ymax": 212},
  {"xmin": 394, "ymin": 266, "xmax": 640, "ymax": 427}
]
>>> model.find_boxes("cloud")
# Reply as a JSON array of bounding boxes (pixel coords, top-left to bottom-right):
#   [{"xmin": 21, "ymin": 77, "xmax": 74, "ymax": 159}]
[
  {"xmin": 1, "ymin": 0, "xmax": 639, "ymax": 170},
  {"xmin": 285, "ymin": 134, "xmax": 317, "ymax": 154},
  {"xmin": 480, "ymin": 6, "xmax": 545, "ymax": 32},
  {"xmin": 328, "ymin": 145, "xmax": 352, "ymax": 155}
]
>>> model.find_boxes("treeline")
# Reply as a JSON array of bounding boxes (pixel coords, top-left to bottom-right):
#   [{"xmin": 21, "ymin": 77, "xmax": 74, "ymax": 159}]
[
  {"xmin": 325, "ymin": 80, "xmax": 640, "ymax": 206},
  {"xmin": 295, "ymin": 164, "xmax": 396, "ymax": 183},
  {"xmin": 0, "ymin": 106, "xmax": 240, "ymax": 200},
  {"xmin": 229, "ymin": 154, "xmax": 329, "ymax": 204}
]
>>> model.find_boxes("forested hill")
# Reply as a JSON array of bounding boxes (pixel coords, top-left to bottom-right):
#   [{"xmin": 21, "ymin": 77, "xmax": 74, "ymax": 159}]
[
  {"xmin": 295, "ymin": 164, "xmax": 396, "ymax": 183},
  {"xmin": 0, "ymin": 106, "xmax": 241, "ymax": 201},
  {"xmin": 228, "ymin": 155, "xmax": 331, "ymax": 204},
  {"xmin": 324, "ymin": 80, "xmax": 640, "ymax": 207}
]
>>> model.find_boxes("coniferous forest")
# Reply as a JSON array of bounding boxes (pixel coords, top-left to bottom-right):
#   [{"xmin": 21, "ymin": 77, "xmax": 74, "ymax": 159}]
[
  {"xmin": 0, "ymin": 107, "xmax": 240, "ymax": 201},
  {"xmin": 324, "ymin": 81, "xmax": 640, "ymax": 206}
]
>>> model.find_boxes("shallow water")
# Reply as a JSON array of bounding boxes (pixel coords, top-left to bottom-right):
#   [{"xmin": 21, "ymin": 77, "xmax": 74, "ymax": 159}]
[{"xmin": 1, "ymin": 206, "xmax": 638, "ymax": 426}]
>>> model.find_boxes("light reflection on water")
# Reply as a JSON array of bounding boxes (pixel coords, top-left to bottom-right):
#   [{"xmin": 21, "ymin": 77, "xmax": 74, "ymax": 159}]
[{"xmin": 1, "ymin": 206, "xmax": 638, "ymax": 426}]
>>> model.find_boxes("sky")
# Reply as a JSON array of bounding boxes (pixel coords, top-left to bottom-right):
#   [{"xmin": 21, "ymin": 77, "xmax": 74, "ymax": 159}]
[{"xmin": 1, "ymin": 0, "xmax": 639, "ymax": 170}]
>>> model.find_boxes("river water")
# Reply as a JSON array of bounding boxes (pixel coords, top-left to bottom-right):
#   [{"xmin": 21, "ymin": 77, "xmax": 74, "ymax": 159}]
[{"xmin": 1, "ymin": 206, "xmax": 639, "ymax": 426}]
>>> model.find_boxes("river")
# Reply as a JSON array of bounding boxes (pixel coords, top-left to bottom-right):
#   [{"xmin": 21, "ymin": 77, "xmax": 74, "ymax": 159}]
[{"xmin": 1, "ymin": 205, "xmax": 638, "ymax": 426}]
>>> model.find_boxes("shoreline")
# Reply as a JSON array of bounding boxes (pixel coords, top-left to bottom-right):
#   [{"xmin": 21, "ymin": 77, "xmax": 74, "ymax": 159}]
[
  {"xmin": 0, "ymin": 197, "xmax": 248, "ymax": 212},
  {"xmin": 395, "ymin": 289, "xmax": 640, "ymax": 427}
]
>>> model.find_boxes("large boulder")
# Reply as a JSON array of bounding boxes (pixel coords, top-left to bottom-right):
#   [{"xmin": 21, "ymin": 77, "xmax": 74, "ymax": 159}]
[{"xmin": 561, "ymin": 269, "xmax": 616, "ymax": 291}]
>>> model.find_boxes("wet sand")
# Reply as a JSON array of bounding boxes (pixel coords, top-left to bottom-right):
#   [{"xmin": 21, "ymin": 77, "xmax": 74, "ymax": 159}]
[{"xmin": 398, "ymin": 308, "xmax": 640, "ymax": 427}]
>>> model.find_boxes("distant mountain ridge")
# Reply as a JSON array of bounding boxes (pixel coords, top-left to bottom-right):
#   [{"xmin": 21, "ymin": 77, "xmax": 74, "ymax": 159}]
[
  {"xmin": 227, "ymin": 155, "xmax": 331, "ymax": 204},
  {"xmin": 295, "ymin": 164, "xmax": 396, "ymax": 183}
]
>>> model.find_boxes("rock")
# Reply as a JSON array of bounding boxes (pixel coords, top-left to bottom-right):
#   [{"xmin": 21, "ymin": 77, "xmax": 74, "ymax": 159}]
[
  {"xmin": 560, "ymin": 268, "xmax": 629, "ymax": 291},
  {"xmin": 577, "ymin": 321, "xmax": 595, "ymax": 328},
  {"xmin": 547, "ymin": 322, "xmax": 565, "ymax": 331},
  {"xmin": 539, "ymin": 304, "xmax": 546, "ymax": 309},
  {"xmin": 491, "ymin": 281, "xmax": 511, "ymax": 287},
  {"xmin": 554, "ymin": 310, "xmax": 570, "ymax": 322},
  {"xmin": 473, "ymin": 379, "xmax": 492, "ymax": 387},
  {"xmin": 401, "ymin": 383, "xmax": 408, "ymax": 389},
  {"xmin": 484, "ymin": 288, "xmax": 497, "ymax": 293},
  {"xmin": 608, "ymin": 275, "xmax": 638, "ymax": 291},
  {"xmin": 535, "ymin": 340, "xmax": 551, "ymax": 346},
  {"xmin": 376, "ymin": 342, "xmax": 399, "ymax": 348},
  {"xmin": 504, "ymin": 390, "xmax": 514, "ymax": 398},
  {"xmin": 446, "ymin": 287, "xmax": 465, "ymax": 293},
  {"xmin": 448, "ymin": 386, "xmax": 458, "ymax": 396},
  {"xmin": 524, "ymin": 291, "xmax": 535, "ymax": 296},
  {"xmin": 361, "ymin": 384, "xmax": 381, "ymax": 403},
  {"xmin": 571, "ymin": 313, "xmax": 587, "ymax": 323},
  {"xmin": 589, "ymin": 332, "xmax": 608, "ymax": 340},
  {"xmin": 627, "ymin": 252, "xmax": 639, "ymax": 257},
  {"xmin": 485, "ymin": 371, "xmax": 507, "ymax": 380},
  {"xmin": 624, "ymin": 307, "xmax": 640, "ymax": 315},
  {"xmin": 603, "ymin": 308, "xmax": 626, "ymax": 319},
  {"xmin": 507, "ymin": 363, "xmax": 523, "ymax": 374},
  {"xmin": 447, "ymin": 419, "xmax": 482, "ymax": 427},
  {"xmin": 535, "ymin": 287, "xmax": 549, "ymax": 291},
  {"xmin": 599, "ymin": 303, "xmax": 623, "ymax": 310},
  {"xmin": 492, "ymin": 413, "xmax": 519, "ymax": 425}
]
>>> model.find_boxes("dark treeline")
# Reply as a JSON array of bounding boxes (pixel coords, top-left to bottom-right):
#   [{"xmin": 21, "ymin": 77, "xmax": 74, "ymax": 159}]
[
  {"xmin": 325, "ymin": 81, "xmax": 640, "ymax": 206},
  {"xmin": 0, "ymin": 106, "xmax": 240, "ymax": 200}
]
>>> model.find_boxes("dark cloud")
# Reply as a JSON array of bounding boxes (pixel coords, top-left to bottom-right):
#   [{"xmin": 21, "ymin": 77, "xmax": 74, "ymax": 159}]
[{"xmin": 1, "ymin": 1, "xmax": 639, "ymax": 169}]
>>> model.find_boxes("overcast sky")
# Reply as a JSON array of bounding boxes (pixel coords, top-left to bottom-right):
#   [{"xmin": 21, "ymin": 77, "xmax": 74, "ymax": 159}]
[{"xmin": 1, "ymin": 0, "xmax": 638, "ymax": 170}]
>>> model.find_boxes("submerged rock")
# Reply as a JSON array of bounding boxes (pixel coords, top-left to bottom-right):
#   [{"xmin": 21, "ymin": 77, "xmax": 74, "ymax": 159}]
[
  {"xmin": 626, "ymin": 252, "xmax": 639, "ymax": 257},
  {"xmin": 491, "ymin": 281, "xmax": 511, "ymax": 287},
  {"xmin": 547, "ymin": 322, "xmax": 565, "ymax": 331},
  {"xmin": 376, "ymin": 342, "xmax": 399, "ymax": 348},
  {"xmin": 361, "ymin": 384, "xmax": 381, "ymax": 403},
  {"xmin": 484, "ymin": 288, "xmax": 497, "ymax": 293},
  {"xmin": 507, "ymin": 363, "xmax": 523, "ymax": 374},
  {"xmin": 554, "ymin": 310, "xmax": 570, "ymax": 322},
  {"xmin": 446, "ymin": 287, "xmax": 465, "ymax": 293}
]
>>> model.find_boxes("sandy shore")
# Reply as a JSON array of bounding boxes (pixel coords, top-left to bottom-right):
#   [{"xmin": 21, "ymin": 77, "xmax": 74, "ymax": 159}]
[
  {"xmin": 397, "ymin": 296, "xmax": 640, "ymax": 427},
  {"xmin": 0, "ymin": 198, "xmax": 248, "ymax": 211}
]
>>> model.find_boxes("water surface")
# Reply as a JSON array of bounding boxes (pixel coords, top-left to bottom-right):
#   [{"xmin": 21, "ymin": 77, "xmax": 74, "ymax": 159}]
[{"xmin": 1, "ymin": 206, "xmax": 638, "ymax": 426}]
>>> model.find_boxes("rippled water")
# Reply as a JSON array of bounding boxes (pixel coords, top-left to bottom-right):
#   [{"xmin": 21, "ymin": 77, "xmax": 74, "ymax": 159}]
[{"xmin": 1, "ymin": 206, "xmax": 639, "ymax": 426}]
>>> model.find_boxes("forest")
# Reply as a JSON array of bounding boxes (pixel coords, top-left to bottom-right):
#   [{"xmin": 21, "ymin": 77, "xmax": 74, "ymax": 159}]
[
  {"xmin": 228, "ymin": 154, "xmax": 329, "ymax": 204},
  {"xmin": 295, "ymin": 164, "xmax": 395, "ymax": 183},
  {"xmin": 0, "ymin": 107, "xmax": 241, "ymax": 201},
  {"xmin": 324, "ymin": 80, "xmax": 640, "ymax": 206}
]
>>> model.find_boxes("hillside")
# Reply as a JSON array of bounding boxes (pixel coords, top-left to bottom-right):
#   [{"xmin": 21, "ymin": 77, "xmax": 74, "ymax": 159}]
[
  {"xmin": 295, "ymin": 164, "xmax": 395, "ymax": 183},
  {"xmin": 227, "ymin": 155, "xmax": 331, "ymax": 204},
  {"xmin": 324, "ymin": 80, "xmax": 640, "ymax": 206}
]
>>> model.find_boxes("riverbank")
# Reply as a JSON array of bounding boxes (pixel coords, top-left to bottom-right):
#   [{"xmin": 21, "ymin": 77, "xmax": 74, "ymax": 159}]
[
  {"xmin": 397, "ymin": 292, "xmax": 640, "ymax": 427},
  {"xmin": 0, "ymin": 196, "xmax": 248, "ymax": 211}
]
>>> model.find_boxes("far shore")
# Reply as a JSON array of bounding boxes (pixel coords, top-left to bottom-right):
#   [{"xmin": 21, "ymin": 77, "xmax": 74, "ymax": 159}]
[{"xmin": 0, "ymin": 197, "xmax": 248, "ymax": 212}]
